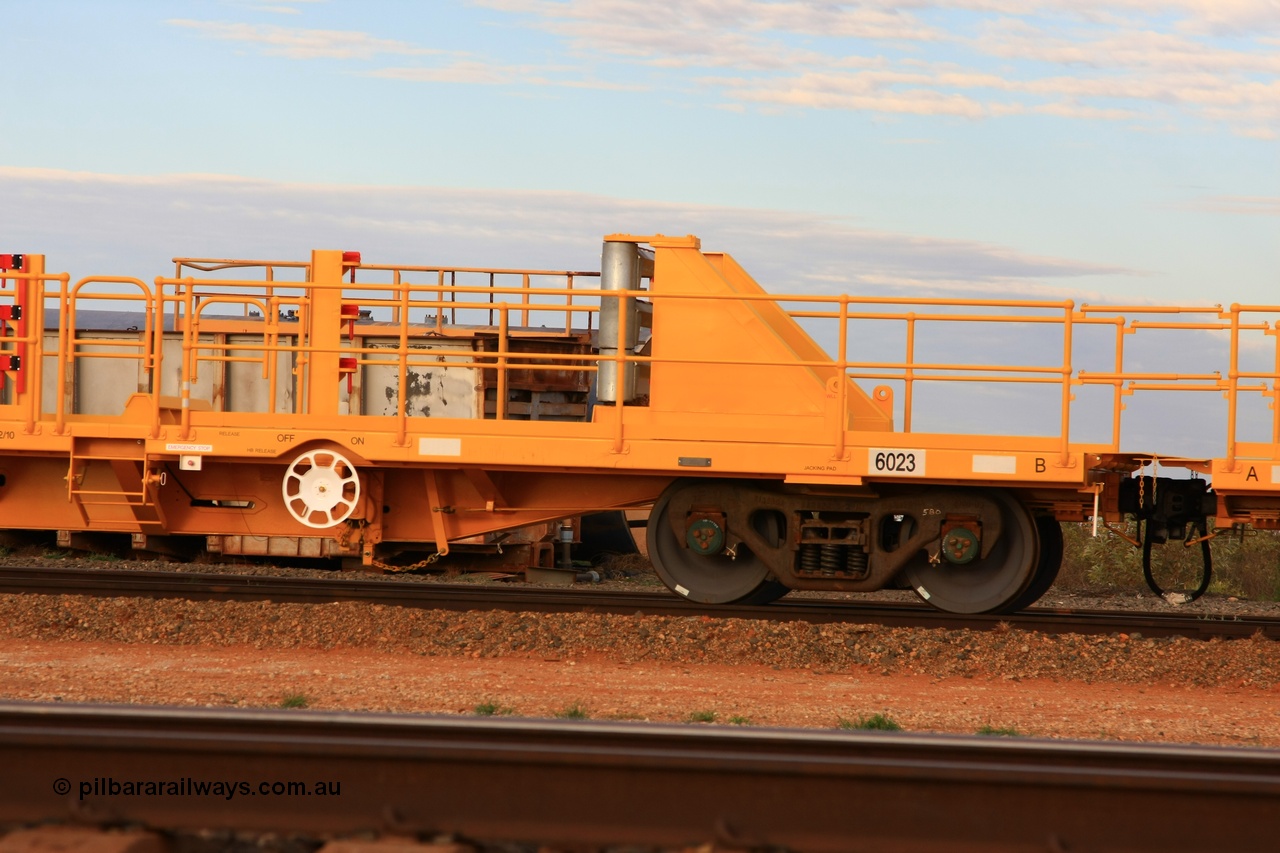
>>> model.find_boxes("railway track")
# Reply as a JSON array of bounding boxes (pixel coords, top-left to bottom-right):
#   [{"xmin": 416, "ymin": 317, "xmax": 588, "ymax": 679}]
[
  {"xmin": 0, "ymin": 564, "xmax": 1276, "ymax": 640},
  {"xmin": 2, "ymin": 702, "xmax": 1279, "ymax": 851}
]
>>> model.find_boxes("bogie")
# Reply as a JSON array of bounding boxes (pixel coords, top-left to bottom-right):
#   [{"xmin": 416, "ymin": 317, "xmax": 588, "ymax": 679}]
[{"xmin": 645, "ymin": 480, "xmax": 1047, "ymax": 614}]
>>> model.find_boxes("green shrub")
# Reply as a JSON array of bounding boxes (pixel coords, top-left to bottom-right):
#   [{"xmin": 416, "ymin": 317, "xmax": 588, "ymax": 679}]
[
  {"xmin": 474, "ymin": 701, "xmax": 515, "ymax": 716},
  {"xmin": 838, "ymin": 713, "xmax": 902, "ymax": 731},
  {"xmin": 1057, "ymin": 522, "xmax": 1280, "ymax": 601}
]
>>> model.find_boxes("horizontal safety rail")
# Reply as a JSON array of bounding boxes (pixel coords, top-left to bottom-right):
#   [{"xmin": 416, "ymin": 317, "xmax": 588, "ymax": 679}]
[
  {"xmin": 157, "ymin": 278, "xmax": 306, "ymax": 433},
  {"xmin": 360, "ymin": 263, "xmax": 602, "ymax": 335},
  {"xmin": 1220, "ymin": 305, "xmax": 1280, "ymax": 469},
  {"xmin": 0, "ymin": 272, "xmax": 1148, "ymax": 460},
  {"xmin": 171, "ymin": 257, "xmax": 603, "ymax": 334},
  {"xmin": 0, "ymin": 266, "xmax": 69, "ymax": 436},
  {"xmin": 17, "ymin": 251, "xmax": 1280, "ymax": 477},
  {"xmin": 61, "ymin": 276, "xmax": 157, "ymax": 437},
  {"xmin": 173, "ymin": 257, "xmax": 311, "ymax": 275},
  {"xmin": 1080, "ymin": 303, "xmax": 1280, "ymax": 468},
  {"xmin": 152, "ymin": 268, "xmax": 611, "ymax": 440}
]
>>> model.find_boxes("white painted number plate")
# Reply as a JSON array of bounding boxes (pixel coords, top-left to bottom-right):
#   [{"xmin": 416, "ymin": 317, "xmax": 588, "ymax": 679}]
[{"xmin": 869, "ymin": 448, "xmax": 926, "ymax": 477}]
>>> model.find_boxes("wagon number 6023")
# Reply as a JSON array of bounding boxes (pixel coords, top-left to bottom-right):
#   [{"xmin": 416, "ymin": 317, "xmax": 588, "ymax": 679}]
[{"xmin": 868, "ymin": 448, "xmax": 927, "ymax": 477}]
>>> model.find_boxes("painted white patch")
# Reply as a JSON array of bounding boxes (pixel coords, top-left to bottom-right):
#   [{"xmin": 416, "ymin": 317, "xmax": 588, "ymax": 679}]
[
  {"xmin": 972, "ymin": 454, "xmax": 1017, "ymax": 474},
  {"xmin": 166, "ymin": 443, "xmax": 212, "ymax": 452},
  {"xmin": 674, "ymin": 584, "xmax": 690, "ymax": 597},
  {"xmin": 868, "ymin": 448, "xmax": 926, "ymax": 477},
  {"xmin": 418, "ymin": 437, "xmax": 462, "ymax": 457},
  {"xmin": 1271, "ymin": 465, "xmax": 1280, "ymax": 483},
  {"xmin": 916, "ymin": 586, "xmax": 931, "ymax": 600}
]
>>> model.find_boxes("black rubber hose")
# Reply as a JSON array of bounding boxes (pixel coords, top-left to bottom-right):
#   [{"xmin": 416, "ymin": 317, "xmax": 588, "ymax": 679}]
[{"xmin": 1141, "ymin": 521, "xmax": 1212, "ymax": 602}]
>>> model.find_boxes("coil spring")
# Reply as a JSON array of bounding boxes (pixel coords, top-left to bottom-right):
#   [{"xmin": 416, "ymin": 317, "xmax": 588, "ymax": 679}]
[
  {"xmin": 799, "ymin": 543, "xmax": 822, "ymax": 573},
  {"xmin": 846, "ymin": 545, "xmax": 869, "ymax": 577},
  {"xmin": 820, "ymin": 544, "xmax": 844, "ymax": 575}
]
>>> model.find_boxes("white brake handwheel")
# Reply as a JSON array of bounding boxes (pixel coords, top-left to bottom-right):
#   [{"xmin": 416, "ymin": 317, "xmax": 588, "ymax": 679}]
[{"xmin": 282, "ymin": 449, "xmax": 361, "ymax": 528}]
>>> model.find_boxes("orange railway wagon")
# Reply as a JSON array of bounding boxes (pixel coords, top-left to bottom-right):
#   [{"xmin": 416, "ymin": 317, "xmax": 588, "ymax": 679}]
[{"xmin": 0, "ymin": 237, "xmax": 1249, "ymax": 613}]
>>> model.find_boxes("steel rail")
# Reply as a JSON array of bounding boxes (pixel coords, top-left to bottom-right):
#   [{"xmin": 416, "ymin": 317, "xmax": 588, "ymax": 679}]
[
  {"xmin": 2, "ymin": 702, "xmax": 1280, "ymax": 851},
  {"xmin": 0, "ymin": 564, "xmax": 1276, "ymax": 639}
]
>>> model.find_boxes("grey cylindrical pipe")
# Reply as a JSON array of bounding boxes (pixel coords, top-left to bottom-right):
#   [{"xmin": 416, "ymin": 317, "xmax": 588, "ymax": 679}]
[{"xmin": 598, "ymin": 240, "xmax": 639, "ymax": 403}]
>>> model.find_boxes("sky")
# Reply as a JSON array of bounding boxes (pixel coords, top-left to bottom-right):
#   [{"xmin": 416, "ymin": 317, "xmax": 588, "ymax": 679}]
[{"xmin": 2, "ymin": 0, "xmax": 1279, "ymax": 452}]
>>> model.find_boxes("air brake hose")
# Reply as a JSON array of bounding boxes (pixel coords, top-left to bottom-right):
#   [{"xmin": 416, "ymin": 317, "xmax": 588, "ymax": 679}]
[{"xmin": 1140, "ymin": 520, "xmax": 1212, "ymax": 603}]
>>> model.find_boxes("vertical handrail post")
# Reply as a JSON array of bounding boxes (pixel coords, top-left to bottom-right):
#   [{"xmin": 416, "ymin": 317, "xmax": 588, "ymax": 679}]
[
  {"xmin": 436, "ymin": 270, "xmax": 447, "ymax": 334},
  {"xmin": 395, "ymin": 270, "xmax": 411, "ymax": 446},
  {"xmin": 495, "ymin": 304, "xmax": 510, "ymax": 421},
  {"xmin": 835, "ymin": 295, "xmax": 849, "ymax": 460},
  {"xmin": 450, "ymin": 271, "xmax": 458, "ymax": 326},
  {"xmin": 16, "ymin": 262, "xmax": 55, "ymax": 436},
  {"xmin": 1271, "ymin": 319, "xmax": 1280, "ymax": 445},
  {"xmin": 1227, "ymin": 304, "xmax": 1241, "ymax": 470},
  {"xmin": 1111, "ymin": 317, "xmax": 1125, "ymax": 451},
  {"xmin": 53, "ymin": 271, "xmax": 71, "ymax": 436},
  {"xmin": 1058, "ymin": 301, "xmax": 1075, "ymax": 467},
  {"xmin": 903, "ymin": 313, "xmax": 916, "ymax": 433},
  {"xmin": 487, "ymin": 271, "xmax": 495, "ymax": 327},
  {"xmin": 564, "ymin": 273, "xmax": 574, "ymax": 334},
  {"xmin": 265, "ymin": 267, "xmax": 279, "ymax": 416},
  {"xmin": 611, "ymin": 290, "xmax": 628, "ymax": 454},
  {"xmin": 150, "ymin": 279, "xmax": 166, "ymax": 437},
  {"xmin": 179, "ymin": 282, "xmax": 196, "ymax": 441},
  {"xmin": 264, "ymin": 308, "xmax": 278, "ymax": 415},
  {"xmin": 18, "ymin": 265, "xmax": 39, "ymax": 435}
]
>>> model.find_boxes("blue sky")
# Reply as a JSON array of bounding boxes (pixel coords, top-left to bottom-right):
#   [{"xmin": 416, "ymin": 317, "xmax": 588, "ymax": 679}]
[
  {"xmin": 3, "ymin": 0, "xmax": 1275, "ymax": 302},
  {"xmin": 2, "ymin": 1, "xmax": 1278, "ymax": 452}
]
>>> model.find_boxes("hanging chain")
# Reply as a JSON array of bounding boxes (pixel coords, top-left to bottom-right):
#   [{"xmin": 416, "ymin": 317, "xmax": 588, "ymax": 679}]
[
  {"xmin": 370, "ymin": 552, "xmax": 442, "ymax": 573},
  {"xmin": 1136, "ymin": 471, "xmax": 1145, "ymax": 541},
  {"xmin": 337, "ymin": 521, "xmax": 444, "ymax": 573}
]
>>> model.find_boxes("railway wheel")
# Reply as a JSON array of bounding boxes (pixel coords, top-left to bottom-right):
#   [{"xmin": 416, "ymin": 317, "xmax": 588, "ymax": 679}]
[
  {"xmin": 902, "ymin": 490, "xmax": 1039, "ymax": 614},
  {"xmin": 282, "ymin": 449, "xmax": 361, "ymax": 528},
  {"xmin": 647, "ymin": 485, "xmax": 783, "ymax": 605},
  {"xmin": 1005, "ymin": 516, "xmax": 1064, "ymax": 612},
  {"xmin": 734, "ymin": 578, "xmax": 791, "ymax": 605}
]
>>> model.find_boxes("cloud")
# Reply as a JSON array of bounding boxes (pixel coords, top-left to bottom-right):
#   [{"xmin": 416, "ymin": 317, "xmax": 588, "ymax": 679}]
[
  {"xmin": 368, "ymin": 62, "xmax": 647, "ymax": 91},
  {"xmin": 163, "ymin": 2, "xmax": 1279, "ymax": 136},
  {"xmin": 475, "ymin": 0, "xmax": 945, "ymax": 70},
  {"xmin": 166, "ymin": 19, "xmax": 437, "ymax": 60},
  {"xmin": 714, "ymin": 70, "xmax": 994, "ymax": 117},
  {"xmin": 0, "ymin": 166, "xmax": 1136, "ymax": 300},
  {"xmin": 1182, "ymin": 195, "xmax": 1280, "ymax": 215},
  {"xmin": 468, "ymin": 0, "xmax": 1280, "ymax": 137},
  {"xmin": 232, "ymin": 0, "xmax": 328, "ymax": 12},
  {"xmin": 369, "ymin": 61, "xmax": 536, "ymax": 86}
]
